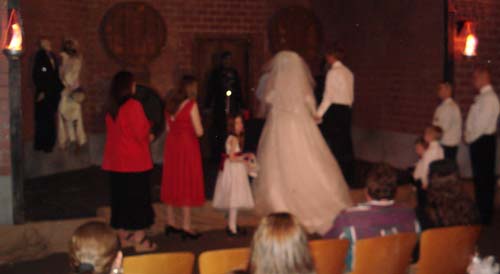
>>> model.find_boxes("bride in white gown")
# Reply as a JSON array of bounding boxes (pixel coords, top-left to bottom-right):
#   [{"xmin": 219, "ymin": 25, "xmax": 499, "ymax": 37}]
[{"xmin": 254, "ymin": 51, "xmax": 353, "ymax": 234}]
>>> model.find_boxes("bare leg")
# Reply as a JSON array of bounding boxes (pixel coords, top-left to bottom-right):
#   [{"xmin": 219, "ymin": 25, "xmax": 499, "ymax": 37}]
[
  {"xmin": 228, "ymin": 208, "xmax": 238, "ymax": 233},
  {"xmin": 166, "ymin": 205, "xmax": 176, "ymax": 227},
  {"xmin": 182, "ymin": 207, "xmax": 191, "ymax": 232}
]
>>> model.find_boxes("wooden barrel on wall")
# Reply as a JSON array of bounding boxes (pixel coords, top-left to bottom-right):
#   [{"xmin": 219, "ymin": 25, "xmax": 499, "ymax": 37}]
[
  {"xmin": 268, "ymin": 6, "xmax": 323, "ymax": 74},
  {"xmin": 100, "ymin": 1, "xmax": 167, "ymax": 82}
]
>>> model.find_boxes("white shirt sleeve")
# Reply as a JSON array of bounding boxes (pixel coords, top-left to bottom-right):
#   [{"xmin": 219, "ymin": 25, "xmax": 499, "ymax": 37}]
[{"xmin": 317, "ymin": 70, "xmax": 341, "ymax": 117}]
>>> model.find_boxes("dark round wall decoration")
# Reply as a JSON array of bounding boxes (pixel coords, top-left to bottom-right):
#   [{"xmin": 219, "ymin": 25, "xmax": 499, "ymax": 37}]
[
  {"xmin": 100, "ymin": 2, "xmax": 167, "ymax": 67},
  {"xmin": 268, "ymin": 6, "xmax": 323, "ymax": 68}
]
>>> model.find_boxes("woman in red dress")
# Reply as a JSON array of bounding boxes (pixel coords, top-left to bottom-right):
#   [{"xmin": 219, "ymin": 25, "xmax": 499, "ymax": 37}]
[
  {"xmin": 162, "ymin": 75, "xmax": 205, "ymax": 239},
  {"xmin": 102, "ymin": 71, "xmax": 156, "ymax": 252}
]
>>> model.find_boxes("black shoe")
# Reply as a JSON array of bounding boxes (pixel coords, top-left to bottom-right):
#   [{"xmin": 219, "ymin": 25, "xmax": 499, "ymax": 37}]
[
  {"xmin": 237, "ymin": 226, "xmax": 248, "ymax": 236},
  {"xmin": 226, "ymin": 227, "xmax": 239, "ymax": 237},
  {"xmin": 164, "ymin": 225, "xmax": 182, "ymax": 236},
  {"xmin": 181, "ymin": 230, "xmax": 202, "ymax": 240}
]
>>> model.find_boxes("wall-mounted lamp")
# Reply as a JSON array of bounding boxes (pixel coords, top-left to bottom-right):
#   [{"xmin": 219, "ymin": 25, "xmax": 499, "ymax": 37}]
[
  {"xmin": 3, "ymin": 9, "xmax": 23, "ymax": 59},
  {"xmin": 456, "ymin": 20, "xmax": 477, "ymax": 57}
]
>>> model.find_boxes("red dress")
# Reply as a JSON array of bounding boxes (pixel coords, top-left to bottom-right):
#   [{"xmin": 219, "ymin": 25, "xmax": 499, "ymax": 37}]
[{"xmin": 161, "ymin": 100, "xmax": 205, "ymax": 206}]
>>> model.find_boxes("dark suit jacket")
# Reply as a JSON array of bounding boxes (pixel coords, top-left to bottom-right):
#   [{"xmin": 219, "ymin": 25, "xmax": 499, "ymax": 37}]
[
  {"xmin": 136, "ymin": 84, "xmax": 165, "ymax": 138},
  {"xmin": 205, "ymin": 66, "xmax": 244, "ymax": 118},
  {"xmin": 32, "ymin": 49, "xmax": 63, "ymax": 101}
]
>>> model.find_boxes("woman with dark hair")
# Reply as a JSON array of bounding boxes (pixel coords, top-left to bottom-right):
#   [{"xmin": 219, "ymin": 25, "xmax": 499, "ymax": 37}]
[
  {"xmin": 102, "ymin": 71, "xmax": 156, "ymax": 252},
  {"xmin": 161, "ymin": 75, "xmax": 205, "ymax": 239}
]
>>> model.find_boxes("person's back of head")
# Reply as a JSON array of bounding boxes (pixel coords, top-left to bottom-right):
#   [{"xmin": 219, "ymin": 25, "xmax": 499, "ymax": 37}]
[
  {"xmin": 69, "ymin": 221, "xmax": 122, "ymax": 274},
  {"xmin": 366, "ymin": 163, "xmax": 397, "ymax": 201},
  {"xmin": 249, "ymin": 212, "xmax": 315, "ymax": 274},
  {"xmin": 427, "ymin": 160, "xmax": 480, "ymax": 227},
  {"xmin": 424, "ymin": 125, "xmax": 443, "ymax": 143}
]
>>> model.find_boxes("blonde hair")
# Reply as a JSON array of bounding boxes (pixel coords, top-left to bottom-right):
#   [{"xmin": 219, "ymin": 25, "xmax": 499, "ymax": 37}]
[
  {"xmin": 249, "ymin": 213, "xmax": 315, "ymax": 274},
  {"xmin": 69, "ymin": 222, "xmax": 120, "ymax": 274}
]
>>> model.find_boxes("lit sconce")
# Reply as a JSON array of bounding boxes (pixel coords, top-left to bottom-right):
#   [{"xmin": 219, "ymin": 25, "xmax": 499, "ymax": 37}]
[
  {"xmin": 457, "ymin": 21, "xmax": 477, "ymax": 57},
  {"xmin": 225, "ymin": 90, "xmax": 232, "ymax": 114},
  {"xmin": 3, "ymin": 9, "xmax": 24, "ymax": 59}
]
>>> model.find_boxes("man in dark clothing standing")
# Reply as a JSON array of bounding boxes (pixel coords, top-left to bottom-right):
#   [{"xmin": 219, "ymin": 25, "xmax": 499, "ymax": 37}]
[
  {"xmin": 205, "ymin": 51, "xmax": 244, "ymax": 162},
  {"xmin": 33, "ymin": 38, "xmax": 63, "ymax": 152}
]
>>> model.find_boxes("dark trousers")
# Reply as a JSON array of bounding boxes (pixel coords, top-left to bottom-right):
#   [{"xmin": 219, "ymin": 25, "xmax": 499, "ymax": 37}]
[
  {"xmin": 210, "ymin": 110, "xmax": 227, "ymax": 163},
  {"xmin": 469, "ymin": 134, "xmax": 497, "ymax": 224},
  {"xmin": 442, "ymin": 145, "xmax": 458, "ymax": 162},
  {"xmin": 320, "ymin": 104, "xmax": 355, "ymax": 186},
  {"xmin": 110, "ymin": 170, "xmax": 154, "ymax": 230},
  {"xmin": 34, "ymin": 96, "xmax": 59, "ymax": 152}
]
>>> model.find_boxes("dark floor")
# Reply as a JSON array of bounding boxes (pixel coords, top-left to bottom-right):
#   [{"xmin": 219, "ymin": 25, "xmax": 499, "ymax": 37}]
[{"xmin": 24, "ymin": 160, "xmax": 374, "ymax": 221}]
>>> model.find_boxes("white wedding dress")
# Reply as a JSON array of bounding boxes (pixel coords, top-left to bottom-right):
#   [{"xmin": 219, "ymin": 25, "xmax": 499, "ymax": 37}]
[{"xmin": 254, "ymin": 51, "xmax": 353, "ymax": 234}]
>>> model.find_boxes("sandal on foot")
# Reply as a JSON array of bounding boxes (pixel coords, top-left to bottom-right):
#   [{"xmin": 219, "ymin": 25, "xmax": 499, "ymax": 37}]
[
  {"xmin": 119, "ymin": 232, "xmax": 135, "ymax": 247},
  {"xmin": 134, "ymin": 235, "xmax": 158, "ymax": 253}
]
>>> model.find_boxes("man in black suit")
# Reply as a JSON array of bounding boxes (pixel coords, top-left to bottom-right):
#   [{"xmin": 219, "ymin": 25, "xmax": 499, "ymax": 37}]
[
  {"xmin": 205, "ymin": 51, "xmax": 244, "ymax": 162},
  {"xmin": 33, "ymin": 38, "xmax": 63, "ymax": 152}
]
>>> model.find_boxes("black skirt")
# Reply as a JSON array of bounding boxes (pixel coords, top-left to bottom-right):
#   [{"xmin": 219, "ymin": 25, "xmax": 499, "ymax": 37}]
[{"xmin": 109, "ymin": 170, "xmax": 154, "ymax": 230}]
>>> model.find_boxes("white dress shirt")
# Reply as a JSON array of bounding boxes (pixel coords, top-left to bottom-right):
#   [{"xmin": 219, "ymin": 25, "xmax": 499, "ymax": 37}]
[
  {"xmin": 465, "ymin": 85, "xmax": 500, "ymax": 143},
  {"xmin": 413, "ymin": 141, "xmax": 444, "ymax": 188},
  {"xmin": 317, "ymin": 61, "xmax": 354, "ymax": 117},
  {"xmin": 432, "ymin": 98, "xmax": 462, "ymax": 146}
]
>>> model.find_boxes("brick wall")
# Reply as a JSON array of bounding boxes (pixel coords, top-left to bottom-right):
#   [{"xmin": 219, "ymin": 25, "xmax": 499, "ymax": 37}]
[
  {"xmin": 312, "ymin": 0, "xmax": 500, "ymax": 135},
  {"xmin": 452, "ymin": 0, "xmax": 500, "ymax": 117},
  {"xmin": 0, "ymin": 0, "xmax": 10, "ymax": 176},
  {"xmin": 20, "ymin": 0, "xmax": 312, "ymax": 139},
  {"xmin": 312, "ymin": 0, "xmax": 445, "ymax": 134}
]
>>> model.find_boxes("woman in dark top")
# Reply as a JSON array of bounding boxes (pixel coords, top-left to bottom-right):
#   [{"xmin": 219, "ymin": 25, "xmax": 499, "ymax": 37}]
[{"xmin": 102, "ymin": 71, "xmax": 156, "ymax": 252}]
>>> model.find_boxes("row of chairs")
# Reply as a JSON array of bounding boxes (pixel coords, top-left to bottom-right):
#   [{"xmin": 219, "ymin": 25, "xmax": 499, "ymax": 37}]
[{"xmin": 123, "ymin": 225, "xmax": 481, "ymax": 274}]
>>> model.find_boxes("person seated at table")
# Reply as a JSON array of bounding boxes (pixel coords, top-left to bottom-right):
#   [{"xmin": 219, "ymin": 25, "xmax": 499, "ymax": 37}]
[{"xmin": 324, "ymin": 163, "xmax": 419, "ymax": 272}]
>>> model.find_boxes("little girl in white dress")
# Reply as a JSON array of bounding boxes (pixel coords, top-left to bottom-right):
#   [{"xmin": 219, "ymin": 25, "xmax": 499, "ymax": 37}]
[{"xmin": 212, "ymin": 115, "xmax": 255, "ymax": 236}]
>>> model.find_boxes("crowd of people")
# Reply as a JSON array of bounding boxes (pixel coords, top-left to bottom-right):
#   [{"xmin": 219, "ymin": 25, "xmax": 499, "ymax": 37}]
[{"xmin": 97, "ymin": 42, "xmax": 497, "ymax": 272}]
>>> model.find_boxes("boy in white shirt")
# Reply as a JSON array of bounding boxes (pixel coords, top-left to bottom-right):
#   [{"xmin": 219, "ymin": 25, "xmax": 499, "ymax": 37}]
[
  {"xmin": 432, "ymin": 83, "xmax": 462, "ymax": 161},
  {"xmin": 413, "ymin": 126, "xmax": 445, "ymax": 220},
  {"xmin": 413, "ymin": 126, "xmax": 445, "ymax": 189}
]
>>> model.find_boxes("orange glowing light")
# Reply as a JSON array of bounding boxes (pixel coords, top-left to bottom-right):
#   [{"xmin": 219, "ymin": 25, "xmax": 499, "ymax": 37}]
[
  {"xmin": 7, "ymin": 23, "xmax": 22, "ymax": 51},
  {"xmin": 464, "ymin": 33, "xmax": 477, "ymax": 57},
  {"xmin": 459, "ymin": 21, "xmax": 477, "ymax": 57},
  {"xmin": 4, "ymin": 9, "xmax": 23, "ymax": 53}
]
